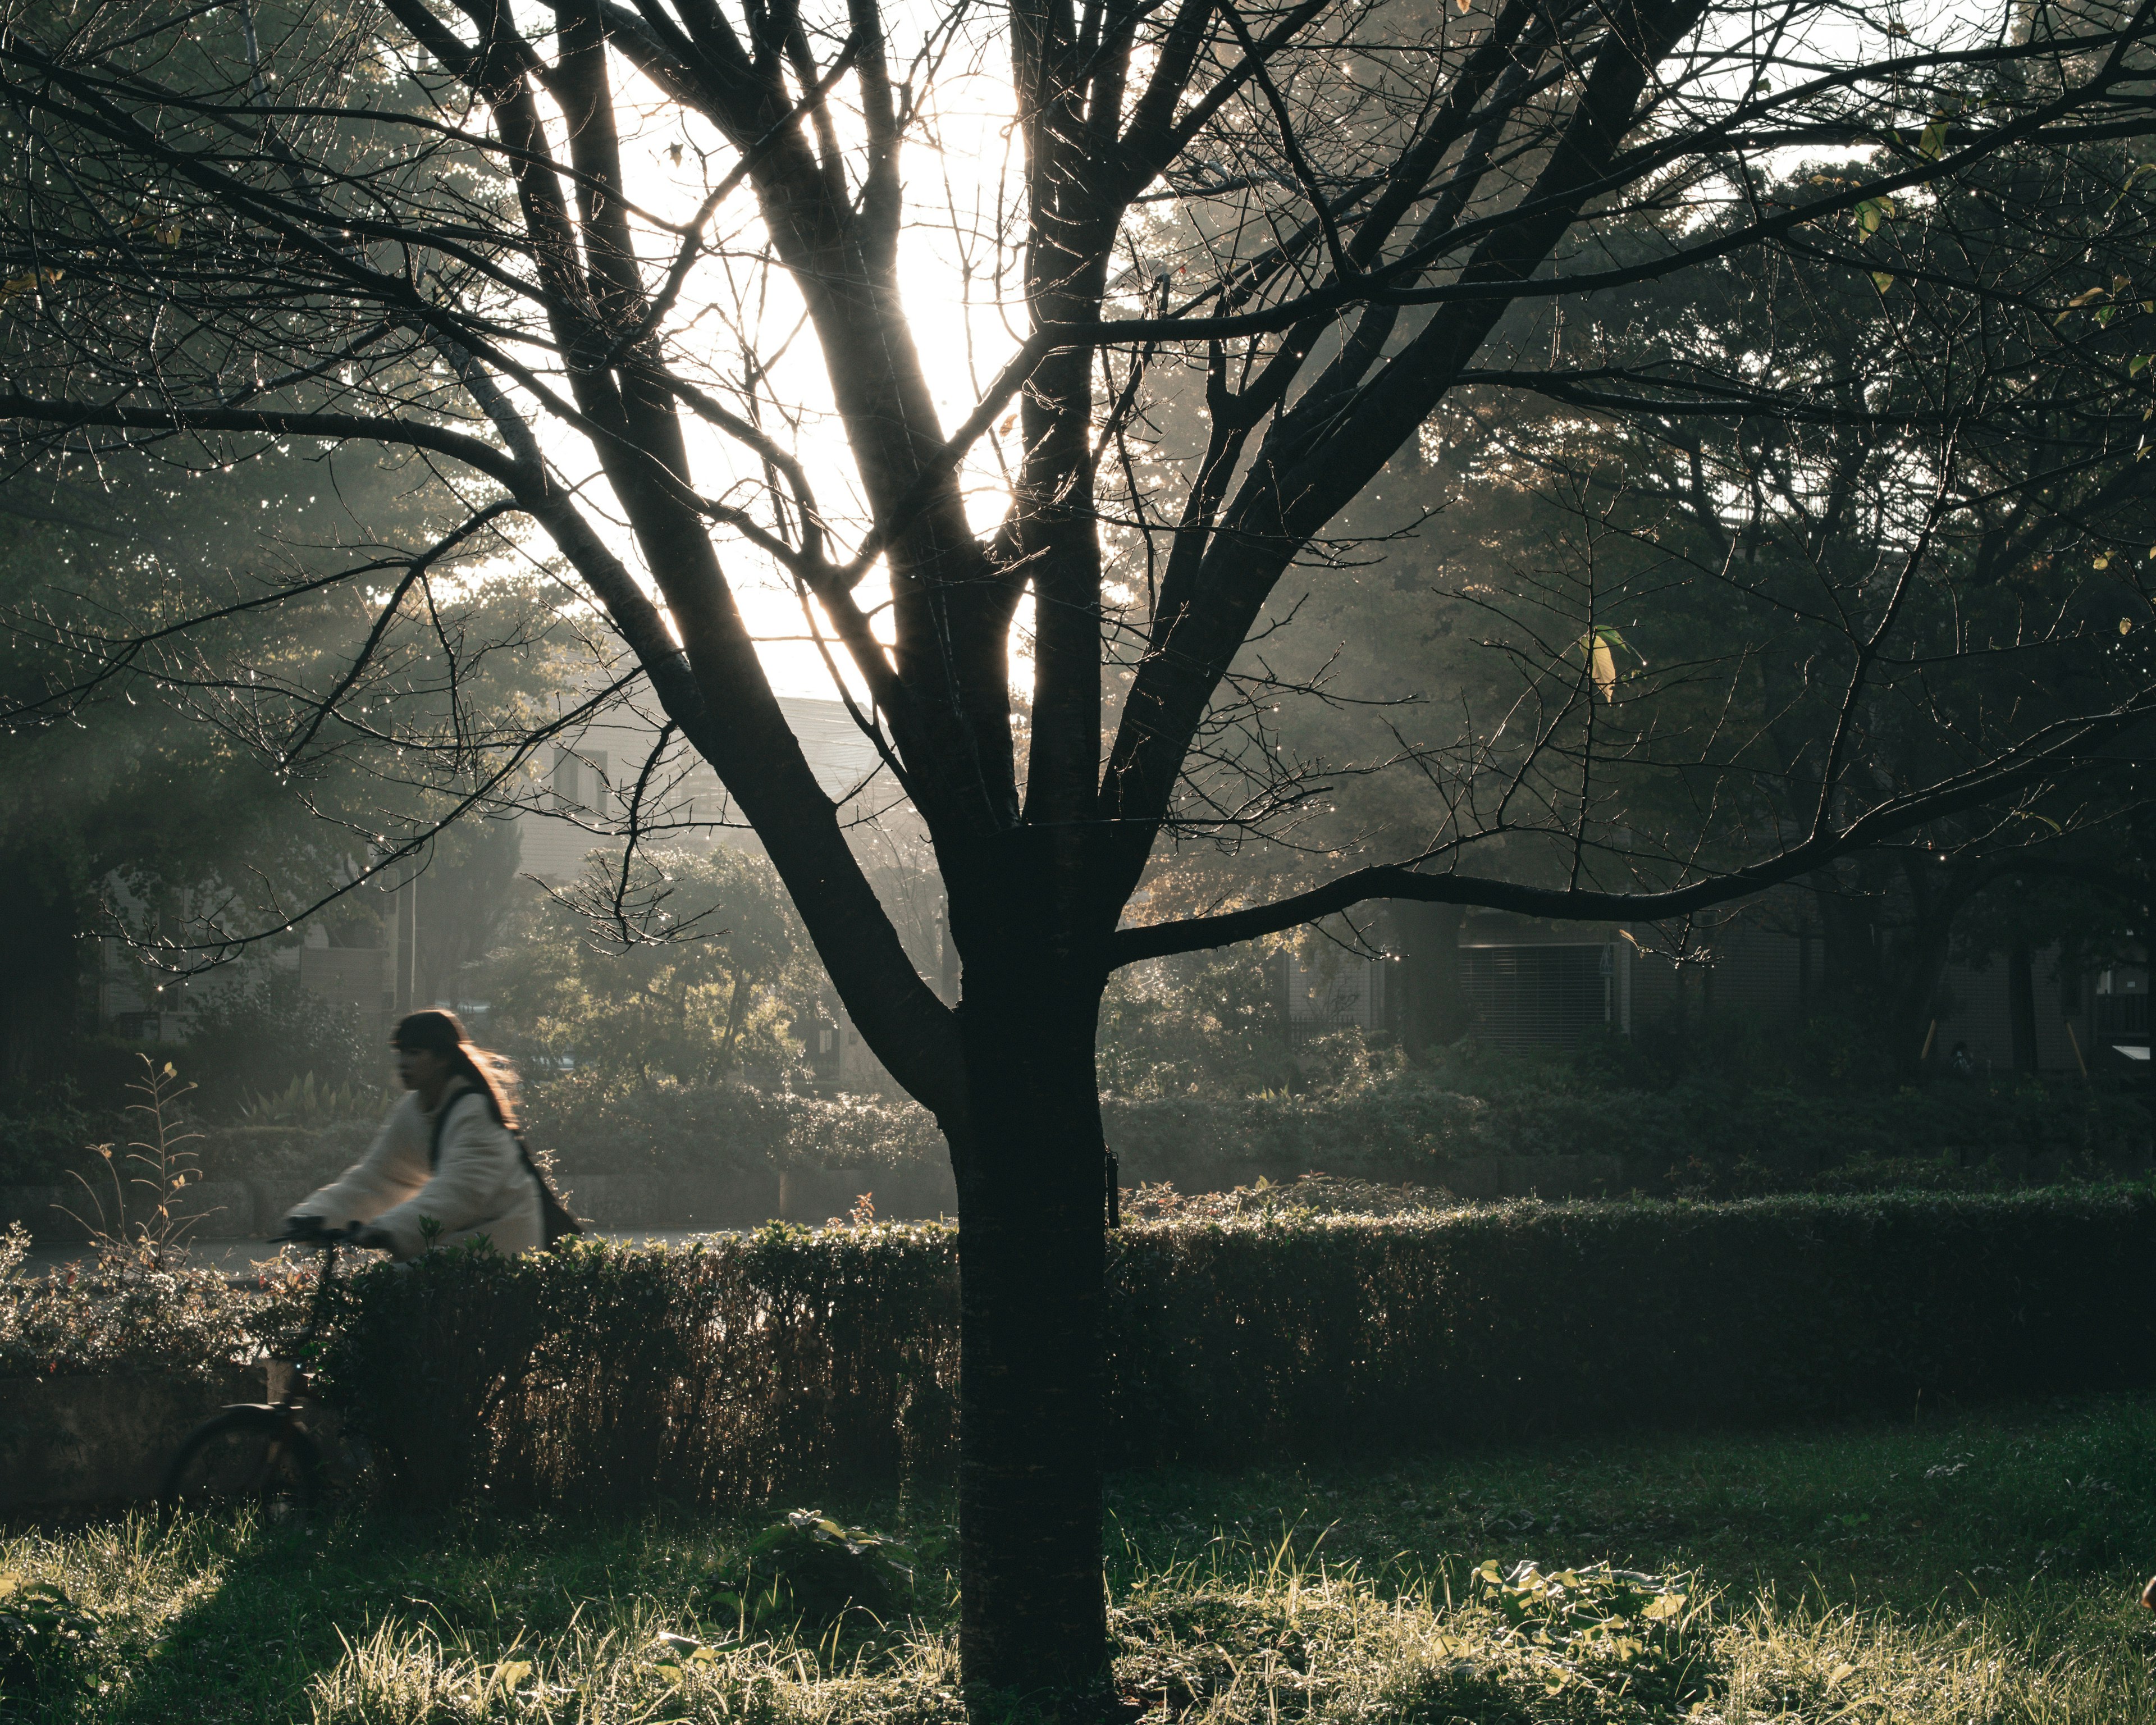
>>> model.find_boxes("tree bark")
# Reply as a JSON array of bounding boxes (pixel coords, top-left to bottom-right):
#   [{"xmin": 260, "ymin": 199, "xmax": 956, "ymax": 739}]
[
  {"xmin": 0, "ymin": 854, "xmax": 83, "ymax": 1080},
  {"xmin": 1395, "ymin": 901, "xmax": 1466, "ymax": 1055},
  {"xmin": 948, "ymin": 950, "xmax": 1110, "ymax": 1706},
  {"xmin": 2007, "ymin": 937, "xmax": 2039, "ymax": 1074}
]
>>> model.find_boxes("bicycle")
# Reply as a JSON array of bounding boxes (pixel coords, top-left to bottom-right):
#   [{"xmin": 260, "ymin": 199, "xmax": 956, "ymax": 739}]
[{"xmin": 161, "ymin": 1219, "xmax": 359, "ymax": 1516}]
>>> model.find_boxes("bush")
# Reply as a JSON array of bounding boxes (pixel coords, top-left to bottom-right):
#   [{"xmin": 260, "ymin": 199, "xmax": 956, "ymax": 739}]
[
  {"xmin": 189, "ymin": 1120, "xmax": 377, "ymax": 1188},
  {"xmin": 0, "ymin": 1093, "xmax": 100, "ymax": 1186},
  {"xmin": 1102, "ymin": 1189, "xmax": 2156, "ymax": 1465},
  {"xmin": 318, "ymin": 1226, "xmax": 958, "ymax": 1508},
  {"xmin": 0, "ymin": 1225, "xmax": 304, "ymax": 1377},
  {"xmin": 515, "ymin": 1060, "xmax": 2150, "ymax": 1197},
  {"xmin": 1097, "ymin": 1060, "xmax": 2153, "ymax": 1194},
  {"xmin": 30, "ymin": 1038, "xmax": 2131, "ymax": 1203},
  {"xmin": 177, "ymin": 982, "xmax": 380, "ymax": 1117},
  {"xmin": 316, "ymin": 1188, "xmax": 2156, "ymax": 1507},
  {"xmin": 702, "ymin": 1509, "xmax": 926, "ymax": 1637},
  {"xmin": 510, "ymin": 1076, "xmax": 948, "ymax": 1178}
]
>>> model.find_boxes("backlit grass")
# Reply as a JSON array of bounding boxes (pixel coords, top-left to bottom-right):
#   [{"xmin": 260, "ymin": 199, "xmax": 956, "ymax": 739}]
[{"xmin": 4, "ymin": 1394, "xmax": 2155, "ymax": 1721}]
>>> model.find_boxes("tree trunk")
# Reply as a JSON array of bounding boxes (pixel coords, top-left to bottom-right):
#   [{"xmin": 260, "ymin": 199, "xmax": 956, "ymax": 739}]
[
  {"xmin": 2007, "ymin": 937, "xmax": 2039, "ymax": 1074},
  {"xmin": 717, "ymin": 968, "xmax": 751, "ymax": 1069},
  {"xmin": 1394, "ymin": 901, "xmax": 1466, "ymax": 1055},
  {"xmin": 0, "ymin": 854, "xmax": 83, "ymax": 1081},
  {"xmin": 948, "ymin": 955, "xmax": 1110, "ymax": 1708}
]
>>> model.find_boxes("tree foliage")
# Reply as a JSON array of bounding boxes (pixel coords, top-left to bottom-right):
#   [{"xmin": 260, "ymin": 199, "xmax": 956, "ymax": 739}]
[{"xmin": 488, "ymin": 845, "xmax": 810, "ymax": 1089}]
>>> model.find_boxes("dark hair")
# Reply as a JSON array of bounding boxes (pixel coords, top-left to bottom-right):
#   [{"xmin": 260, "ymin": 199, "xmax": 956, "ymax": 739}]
[{"xmin": 393, "ymin": 1009, "xmax": 520, "ymax": 1130}]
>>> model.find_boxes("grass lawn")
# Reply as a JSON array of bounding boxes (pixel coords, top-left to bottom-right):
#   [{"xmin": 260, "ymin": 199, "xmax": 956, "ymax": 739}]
[{"xmin": 7, "ymin": 1394, "xmax": 2156, "ymax": 1721}]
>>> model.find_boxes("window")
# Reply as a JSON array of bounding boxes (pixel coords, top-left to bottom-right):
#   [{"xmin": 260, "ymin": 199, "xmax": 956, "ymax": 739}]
[{"xmin": 551, "ymin": 748, "xmax": 611, "ymax": 815}]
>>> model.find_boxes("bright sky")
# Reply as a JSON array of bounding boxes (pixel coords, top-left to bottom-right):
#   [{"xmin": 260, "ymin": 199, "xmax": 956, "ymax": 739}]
[
  {"xmin": 514, "ymin": 0, "xmax": 1927, "ymax": 703},
  {"xmin": 532, "ymin": 22, "xmax": 1034, "ymax": 701}
]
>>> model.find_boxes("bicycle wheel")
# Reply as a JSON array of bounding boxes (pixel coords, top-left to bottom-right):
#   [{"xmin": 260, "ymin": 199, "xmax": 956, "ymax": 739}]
[{"xmin": 162, "ymin": 1407, "xmax": 321, "ymax": 1518}]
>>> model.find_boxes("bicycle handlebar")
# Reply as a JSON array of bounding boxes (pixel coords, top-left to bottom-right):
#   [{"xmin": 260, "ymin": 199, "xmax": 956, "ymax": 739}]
[{"xmin": 268, "ymin": 1219, "xmax": 364, "ymax": 1247}]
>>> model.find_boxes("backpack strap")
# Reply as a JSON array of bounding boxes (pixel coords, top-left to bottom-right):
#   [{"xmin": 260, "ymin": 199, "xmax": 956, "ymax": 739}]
[
  {"xmin": 426, "ymin": 1086, "xmax": 584, "ymax": 1249},
  {"xmin": 425, "ymin": 1088, "xmax": 470, "ymax": 1170}
]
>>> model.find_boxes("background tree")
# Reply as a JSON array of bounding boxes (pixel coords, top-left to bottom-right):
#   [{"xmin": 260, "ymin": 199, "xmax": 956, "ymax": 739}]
[
  {"xmin": 5, "ymin": 0, "xmax": 2156, "ymax": 1698},
  {"xmin": 487, "ymin": 845, "xmax": 808, "ymax": 1087},
  {"xmin": 0, "ymin": 440, "xmax": 569, "ymax": 1084}
]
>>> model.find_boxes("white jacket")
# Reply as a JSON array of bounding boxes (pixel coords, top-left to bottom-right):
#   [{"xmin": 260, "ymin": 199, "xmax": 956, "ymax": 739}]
[{"xmin": 290, "ymin": 1084, "xmax": 544, "ymax": 1259}]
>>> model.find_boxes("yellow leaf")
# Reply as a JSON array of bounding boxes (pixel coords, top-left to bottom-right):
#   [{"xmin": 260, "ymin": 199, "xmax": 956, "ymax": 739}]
[
  {"xmin": 2123, "ymin": 618, "xmax": 2135, "ymax": 635},
  {"xmin": 483, "ymin": 1656, "xmax": 532, "ymax": 1699},
  {"xmin": 1920, "ymin": 120, "xmax": 1948, "ymax": 159},
  {"xmin": 1872, "ymin": 271, "xmax": 1895, "ymax": 294},
  {"xmin": 0, "ymin": 268, "xmax": 61, "ymax": 302},
  {"xmin": 2094, "ymin": 554, "xmax": 2111, "ymax": 568},
  {"xmin": 1591, "ymin": 636, "xmax": 1617, "ymax": 701}
]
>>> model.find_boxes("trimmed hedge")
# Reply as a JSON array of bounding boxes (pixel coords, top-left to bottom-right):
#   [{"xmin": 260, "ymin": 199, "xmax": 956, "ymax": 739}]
[
  {"xmin": 1098, "ymin": 1076, "xmax": 2154, "ymax": 1193},
  {"xmin": 321, "ymin": 1227, "xmax": 958, "ymax": 1508},
  {"xmin": 319, "ymin": 1188, "xmax": 2156, "ymax": 1507}
]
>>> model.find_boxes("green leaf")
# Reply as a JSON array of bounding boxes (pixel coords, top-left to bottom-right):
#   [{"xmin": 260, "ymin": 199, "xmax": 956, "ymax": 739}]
[{"xmin": 1919, "ymin": 119, "xmax": 1948, "ymax": 159}]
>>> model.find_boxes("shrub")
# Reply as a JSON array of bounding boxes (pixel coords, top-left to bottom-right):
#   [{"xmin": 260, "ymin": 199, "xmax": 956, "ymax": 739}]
[
  {"xmin": 316, "ymin": 1188, "xmax": 2156, "ymax": 1507},
  {"xmin": 0, "ymin": 1569, "xmax": 100, "ymax": 1703},
  {"xmin": 1095, "ymin": 1061, "xmax": 2153, "ymax": 1194},
  {"xmin": 317, "ymin": 1226, "xmax": 960, "ymax": 1508},
  {"xmin": 1100, "ymin": 1190, "xmax": 2156, "ymax": 1465},
  {"xmin": 177, "ymin": 981, "xmax": 379, "ymax": 1116},
  {"xmin": 189, "ymin": 1120, "xmax": 377, "ymax": 1188},
  {"xmin": 0, "ymin": 1225, "xmax": 305, "ymax": 1377},
  {"xmin": 512, "ymin": 1077, "xmax": 949, "ymax": 1177},
  {"xmin": 0, "ymin": 1093, "xmax": 99, "ymax": 1187},
  {"xmin": 98, "ymin": 1052, "xmax": 2146, "ymax": 1202},
  {"xmin": 702, "ymin": 1509, "xmax": 926, "ymax": 1638}
]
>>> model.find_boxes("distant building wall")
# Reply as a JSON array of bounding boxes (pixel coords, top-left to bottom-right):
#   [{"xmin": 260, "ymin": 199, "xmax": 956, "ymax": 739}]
[{"xmin": 514, "ymin": 695, "xmax": 887, "ymax": 886}]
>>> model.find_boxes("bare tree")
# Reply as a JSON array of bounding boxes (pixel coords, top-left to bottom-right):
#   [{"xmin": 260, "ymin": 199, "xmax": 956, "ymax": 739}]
[{"xmin": 4, "ymin": 0, "xmax": 2156, "ymax": 1696}]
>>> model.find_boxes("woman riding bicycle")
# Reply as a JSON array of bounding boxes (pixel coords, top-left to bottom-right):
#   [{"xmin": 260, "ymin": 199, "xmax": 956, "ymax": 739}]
[{"xmin": 284, "ymin": 1010, "xmax": 544, "ymax": 1258}]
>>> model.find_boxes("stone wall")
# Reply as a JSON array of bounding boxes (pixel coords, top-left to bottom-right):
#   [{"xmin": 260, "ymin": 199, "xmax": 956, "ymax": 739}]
[{"xmin": 0, "ymin": 1368, "xmax": 258, "ymax": 1507}]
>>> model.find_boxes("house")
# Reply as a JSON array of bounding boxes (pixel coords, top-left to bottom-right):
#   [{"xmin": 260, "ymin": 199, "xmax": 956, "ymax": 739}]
[{"xmin": 1292, "ymin": 899, "xmax": 2150, "ymax": 1076}]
